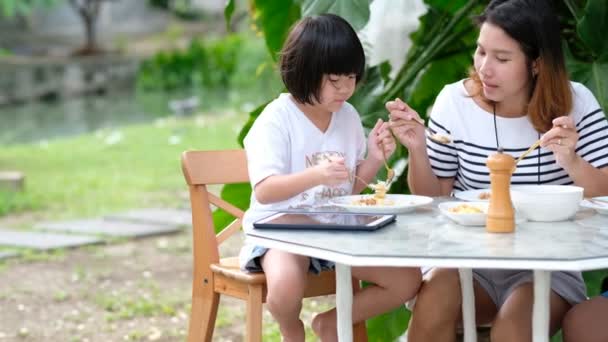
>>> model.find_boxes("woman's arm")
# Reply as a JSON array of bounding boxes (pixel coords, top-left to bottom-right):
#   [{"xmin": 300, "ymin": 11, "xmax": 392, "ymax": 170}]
[
  {"xmin": 386, "ymin": 98, "xmax": 454, "ymax": 196},
  {"xmin": 407, "ymin": 145, "xmax": 454, "ymax": 196},
  {"xmin": 561, "ymin": 161, "xmax": 608, "ymax": 197},
  {"xmin": 541, "ymin": 116, "xmax": 608, "ymax": 197}
]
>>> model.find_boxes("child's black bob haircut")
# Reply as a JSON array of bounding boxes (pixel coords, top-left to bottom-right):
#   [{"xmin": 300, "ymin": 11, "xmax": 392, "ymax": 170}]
[{"xmin": 279, "ymin": 13, "xmax": 365, "ymax": 105}]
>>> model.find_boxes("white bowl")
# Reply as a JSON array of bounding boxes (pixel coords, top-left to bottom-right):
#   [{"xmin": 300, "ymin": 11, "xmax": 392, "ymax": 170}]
[
  {"xmin": 439, "ymin": 201, "xmax": 488, "ymax": 226},
  {"xmin": 510, "ymin": 185, "xmax": 583, "ymax": 222}
]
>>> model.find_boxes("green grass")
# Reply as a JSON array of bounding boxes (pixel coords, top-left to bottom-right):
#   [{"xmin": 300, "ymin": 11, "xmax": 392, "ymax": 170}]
[{"xmin": 0, "ymin": 111, "xmax": 246, "ymax": 224}]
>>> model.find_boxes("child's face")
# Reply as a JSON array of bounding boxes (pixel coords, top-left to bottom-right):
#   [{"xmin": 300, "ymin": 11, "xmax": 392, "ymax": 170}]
[
  {"xmin": 316, "ymin": 74, "xmax": 357, "ymax": 113},
  {"xmin": 473, "ymin": 22, "xmax": 533, "ymax": 105}
]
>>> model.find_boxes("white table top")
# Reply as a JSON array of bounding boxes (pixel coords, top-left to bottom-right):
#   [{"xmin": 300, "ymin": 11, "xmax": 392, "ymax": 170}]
[{"xmin": 246, "ymin": 200, "xmax": 608, "ymax": 271}]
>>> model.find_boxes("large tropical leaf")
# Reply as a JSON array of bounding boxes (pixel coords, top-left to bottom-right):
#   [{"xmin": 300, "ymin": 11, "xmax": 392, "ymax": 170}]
[
  {"xmin": 299, "ymin": 0, "xmax": 371, "ymax": 30},
  {"xmin": 250, "ymin": 0, "xmax": 301, "ymax": 58},
  {"xmin": 565, "ymin": 44, "xmax": 608, "ymax": 112},
  {"xmin": 576, "ymin": 0, "xmax": 608, "ymax": 62}
]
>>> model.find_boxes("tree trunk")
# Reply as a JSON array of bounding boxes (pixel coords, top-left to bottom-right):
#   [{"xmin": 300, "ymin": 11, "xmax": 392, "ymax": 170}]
[{"xmin": 69, "ymin": 0, "xmax": 104, "ymax": 56}]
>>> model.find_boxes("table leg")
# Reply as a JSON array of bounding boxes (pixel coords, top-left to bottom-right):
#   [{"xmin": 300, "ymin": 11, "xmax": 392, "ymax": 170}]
[
  {"xmin": 533, "ymin": 270, "xmax": 551, "ymax": 342},
  {"xmin": 458, "ymin": 268, "xmax": 477, "ymax": 342},
  {"xmin": 336, "ymin": 263, "xmax": 353, "ymax": 342}
]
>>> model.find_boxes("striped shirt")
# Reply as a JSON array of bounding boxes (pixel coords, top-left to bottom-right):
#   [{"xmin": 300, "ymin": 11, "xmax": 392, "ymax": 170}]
[{"xmin": 427, "ymin": 80, "xmax": 608, "ymax": 192}]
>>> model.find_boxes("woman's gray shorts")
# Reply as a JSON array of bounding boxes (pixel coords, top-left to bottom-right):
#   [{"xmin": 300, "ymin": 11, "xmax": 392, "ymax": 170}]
[
  {"xmin": 407, "ymin": 268, "xmax": 586, "ymax": 310},
  {"xmin": 473, "ymin": 269, "xmax": 587, "ymax": 308},
  {"xmin": 239, "ymin": 244, "xmax": 334, "ymax": 274}
]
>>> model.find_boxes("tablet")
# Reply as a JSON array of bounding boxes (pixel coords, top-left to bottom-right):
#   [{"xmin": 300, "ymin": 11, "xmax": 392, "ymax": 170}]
[{"xmin": 253, "ymin": 212, "xmax": 396, "ymax": 231}]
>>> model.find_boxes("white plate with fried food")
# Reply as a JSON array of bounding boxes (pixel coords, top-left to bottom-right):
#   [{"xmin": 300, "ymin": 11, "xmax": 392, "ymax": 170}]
[
  {"xmin": 330, "ymin": 194, "xmax": 433, "ymax": 214},
  {"xmin": 439, "ymin": 201, "xmax": 526, "ymax": 226},
  {"xmin": 453, "ymin": 189, "xmax": 492, "ymax": 202}
]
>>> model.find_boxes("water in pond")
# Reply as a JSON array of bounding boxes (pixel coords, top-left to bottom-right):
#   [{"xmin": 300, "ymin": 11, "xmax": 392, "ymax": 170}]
[{"xmin": 0, "ymin": 89, "xmax": 259, "ymax": 145}]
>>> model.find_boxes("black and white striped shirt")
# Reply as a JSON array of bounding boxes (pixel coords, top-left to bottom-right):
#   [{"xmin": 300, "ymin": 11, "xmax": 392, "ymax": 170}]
[{"xmin": 427, "ymin": 80, "xmax": 608, "ymax": 192}]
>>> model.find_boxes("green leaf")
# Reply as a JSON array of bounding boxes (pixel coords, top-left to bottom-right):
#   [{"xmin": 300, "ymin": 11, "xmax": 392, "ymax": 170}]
[
  {"xmin": 407, "ymin": 52, "xmax": 472, "ymax": 117},
  {"xmin": 212, "ymin": 183, "xmax": 251, "ymax": 233},
  {"xmin": 300, "ymin": 0, "xmax": 371, "ymax": 30},
  {"xmin": 576, "ymin": 0, "xmax": 608, "ymax": 61},
  {"xmin": 237, "ymin": 101, "xmax": 269, "ymax": 147},
  {"xmin": 565, "ymin": 43, "xmax": 608, "ymax": 112},
  {"xmin": 251, "ymin": 0, "xmax": 301, "ymax": 58},
  {"xmin": 424, "ymin": 0, "xmax": 470, "ymax": 14},
  {"xmin": 224, "ymin": 0, "xmax": 235, "ymax": 32},
  {"xmin": 366, "ymin": 306, "xmax": 410, "ymax": 341}
]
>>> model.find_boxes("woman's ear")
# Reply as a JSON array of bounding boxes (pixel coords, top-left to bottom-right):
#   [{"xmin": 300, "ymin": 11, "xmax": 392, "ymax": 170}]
[{"xmin": 531, "ymin": 58, "xmax": 540, "ymax": 77}]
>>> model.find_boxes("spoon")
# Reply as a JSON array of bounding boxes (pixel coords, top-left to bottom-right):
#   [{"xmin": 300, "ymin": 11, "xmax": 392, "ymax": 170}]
[{"xmin": 513, "ymin": 139, "xmax": 542, "ymax": 171}]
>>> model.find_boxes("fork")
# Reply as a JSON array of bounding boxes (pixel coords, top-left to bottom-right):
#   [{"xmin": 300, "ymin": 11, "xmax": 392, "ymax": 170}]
[
  {"xmin": 380, "ymin": 141, "xmax": 395, "ymax": 183},
  {"xmin": 409, "ymin": 117, "xmax": 452, "ymax": 144}
]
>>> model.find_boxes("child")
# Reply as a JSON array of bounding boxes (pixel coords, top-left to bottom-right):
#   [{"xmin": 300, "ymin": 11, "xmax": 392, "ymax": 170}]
[{"xmin": 239, "ymin": 13, "xmax": 422, "ymax": 342}]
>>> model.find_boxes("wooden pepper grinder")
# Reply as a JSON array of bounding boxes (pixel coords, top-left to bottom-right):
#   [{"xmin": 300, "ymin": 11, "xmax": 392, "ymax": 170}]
[{"xmin": 486, "ymin": 148, "xmax": 515, "ymax": 233}]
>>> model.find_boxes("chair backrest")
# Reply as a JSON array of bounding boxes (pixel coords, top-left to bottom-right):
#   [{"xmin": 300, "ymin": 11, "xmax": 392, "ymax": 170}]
[{"xmin": 181, "ymin": 149, "xmax": 250, "ymax": 267}]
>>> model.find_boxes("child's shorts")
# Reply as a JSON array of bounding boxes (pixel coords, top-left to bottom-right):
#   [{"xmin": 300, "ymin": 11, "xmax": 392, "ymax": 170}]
[
  {"xmin": 239, "ymin": 244, "xmax": 334, "ymax": 274},
  {"xmin": 602, "ymin": 291, "xmax": 608, "ymax": 298}
]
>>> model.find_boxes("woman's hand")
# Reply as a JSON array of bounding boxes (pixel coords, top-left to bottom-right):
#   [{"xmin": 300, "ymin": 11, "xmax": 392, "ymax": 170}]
[
  {"xmin": 367, "ymin": 119, "xmax": 396, "ymax": 163},
  {"xmin": 386, "ymin": 98, "xmax": 426, "ymax": 151},
  {"xmin": 540, "ymin": 116, "xmax": 580, "ymax": 169},
  {"xmin": 314, "ymin": 157, "xmax": 349, "ymax": 186}
]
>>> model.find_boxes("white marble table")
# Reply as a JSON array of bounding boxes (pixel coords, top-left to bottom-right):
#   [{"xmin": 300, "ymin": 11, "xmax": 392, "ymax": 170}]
[{"xmin": 246, "ymin": 201, "xmax": 608, "ymax": 342}]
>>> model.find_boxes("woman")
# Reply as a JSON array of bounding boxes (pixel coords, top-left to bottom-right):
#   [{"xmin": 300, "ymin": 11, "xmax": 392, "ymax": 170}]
[
  {"xmin": 387, "ymin": 0, "xmax": 608, "ymax": 341},
  {"xmin": 562, "ymin": 276, "xmax": 608, "ymax": 342}
]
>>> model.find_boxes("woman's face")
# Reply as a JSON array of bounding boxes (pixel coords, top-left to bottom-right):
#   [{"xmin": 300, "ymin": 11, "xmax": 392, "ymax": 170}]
[{"xmin": 473, "ymin": 22, "xmax": 534, "ymax": 105}]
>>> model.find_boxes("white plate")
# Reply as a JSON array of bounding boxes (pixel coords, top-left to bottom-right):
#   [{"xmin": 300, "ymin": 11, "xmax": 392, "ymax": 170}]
[
  {"xmin": 329, "ymin": 194, "xmax": 433, "ymax": 214},
  {"xmin": 453, "ymin": 189, "xmax": 492, "ymax": 202},
  {"xmin": 580, "ymin": 196, "xmax": 608, "ymax": 216},
  {"xmin": 439, "ymin": 201, "xmax": 526, "ymax": 226}
]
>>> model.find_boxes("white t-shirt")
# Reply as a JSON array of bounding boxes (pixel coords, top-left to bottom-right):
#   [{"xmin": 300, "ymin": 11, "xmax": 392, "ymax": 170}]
[
  {"xmin": 242, "ymin": 93, "xmax": 367, "ymax": 231},
  {"xmin": 427, "ymin": 80, "xmax": 608, "ymax": 191}
]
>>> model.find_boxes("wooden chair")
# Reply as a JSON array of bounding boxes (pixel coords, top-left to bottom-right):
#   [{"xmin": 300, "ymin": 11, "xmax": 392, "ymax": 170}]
[{"xmin": 181, "ymin": 149, "xmax": 368, "ymax": 342}]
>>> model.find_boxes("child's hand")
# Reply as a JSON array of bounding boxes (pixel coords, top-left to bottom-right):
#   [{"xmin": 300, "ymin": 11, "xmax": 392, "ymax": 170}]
[
  {"xmin": 368, "ymin": 119, "xmax": 396, "ymax": 163},
  {"xmin": 315, "ymin": 157, "xmax": 349, "ymax": 186}
]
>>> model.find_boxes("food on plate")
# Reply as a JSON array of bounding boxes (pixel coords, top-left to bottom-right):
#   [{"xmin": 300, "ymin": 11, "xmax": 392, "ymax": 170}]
[
  {"xmin": 351, "ymin": 182, "xmax": 395, "ymax": 206},
  {"xmin": 448, "ymin": 203, "xmax": 485, "ymax": 214},
  {"xmin": 478, "ymin": 191, "xmax": 491, "ymax": 200},
  {"xmin": 351, "ymin": 196, "xmax": 395, "ymax": 206}
]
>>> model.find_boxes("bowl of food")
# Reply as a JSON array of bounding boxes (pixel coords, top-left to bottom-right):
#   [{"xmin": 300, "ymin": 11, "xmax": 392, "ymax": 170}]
[
  {"xmin": 510, "ymin": 185, "xmax": 583, "ymax": 222},
  {"xmin": 438, "ymin": 201, "xmax": 488, "ymax": 226}
]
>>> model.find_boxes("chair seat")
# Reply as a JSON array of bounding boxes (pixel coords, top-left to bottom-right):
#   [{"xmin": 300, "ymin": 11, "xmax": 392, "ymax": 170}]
[{"xmin": 210, "ymin": 257, "xmax": 267, "ymax": 285}]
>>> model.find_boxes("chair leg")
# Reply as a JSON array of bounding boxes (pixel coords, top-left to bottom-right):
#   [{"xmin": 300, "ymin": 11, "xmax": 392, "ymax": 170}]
[
  {"xmin": 352, "ymin": 278, "xmax": 368, "ymax": 342},
  {"xmin": 246, "ymin": 284, "xmax": 264, "ymax": 342},
  {"xmin": 188, "ymin": 291, "xmax": 220, "ymax": 342}
]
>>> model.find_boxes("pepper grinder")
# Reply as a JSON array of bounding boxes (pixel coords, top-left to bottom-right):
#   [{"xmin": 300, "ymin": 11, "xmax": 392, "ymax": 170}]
[{"xmin": 486, "ymin": 149, "xmax": 515, "ymax": 233}]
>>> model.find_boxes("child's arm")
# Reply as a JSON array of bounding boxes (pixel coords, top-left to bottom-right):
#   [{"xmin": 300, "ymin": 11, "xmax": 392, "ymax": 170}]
[
  {"xmin": 353, "ymin": 119, "xmax": 396, "ymax": 194},
  {"xmin": 255, "ymin": 158, "xmax": 349, "ymax": 204}
]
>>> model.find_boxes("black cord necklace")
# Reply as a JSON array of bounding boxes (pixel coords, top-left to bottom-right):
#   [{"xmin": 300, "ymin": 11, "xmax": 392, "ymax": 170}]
[
  {"xmin": 492, "ymin": 102, "xmax": 500, "ymax": 149},
  {"xmin": 494, "ymin": 102, "xmax": 542, "ymax": 183}
]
